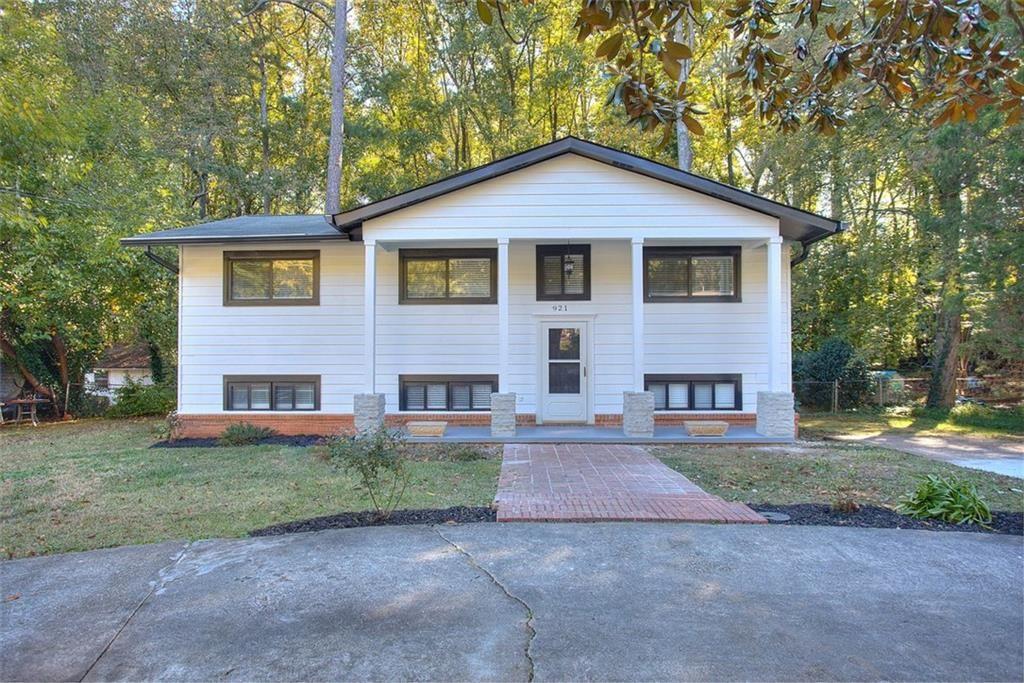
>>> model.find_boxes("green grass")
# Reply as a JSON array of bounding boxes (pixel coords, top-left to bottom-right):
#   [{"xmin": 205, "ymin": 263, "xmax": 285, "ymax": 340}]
[
  {"xmin": 654, "ymin": 442, "xmax": 1024, "ymax": 512},
  {"xmin": 799, "ymin": 405, "xmax": 1024, "ymax": 440},
  {"xmin": 0, "ymin": 419, "xmax": 500, "ymax": 559}
]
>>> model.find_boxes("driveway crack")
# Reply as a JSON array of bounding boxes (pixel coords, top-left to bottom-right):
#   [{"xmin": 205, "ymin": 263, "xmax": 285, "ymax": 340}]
[
  {"xmin": 433, "ymin": 526, "xmax": 536, "ymax": 681},
  {"xmin": 78, "ymin": 541, "xmax": 193, "ymax": 682}
]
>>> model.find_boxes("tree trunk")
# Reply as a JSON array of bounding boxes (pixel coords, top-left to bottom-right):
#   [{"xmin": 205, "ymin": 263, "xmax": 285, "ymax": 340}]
[
  {"xmin": 927, "ymin": 298, "xmax": 962, "ymax": 408},
  {"xmin": 258, "ymin": 50, "xmax": 271, "ymax": 215},
  {"xmin": 50, "ymin": 331, "xmax": 70, "ymax": 418},
  {"xmin": 325, "ymin": 0, "xmax": 347, "ymax": 215},
  {"xmin": 673, "ymin": 13, "xmax": 694, "ymax": 172},
  {"xmin": 0, "ymin": 336, "xmax": 55, "ymax": 401}
]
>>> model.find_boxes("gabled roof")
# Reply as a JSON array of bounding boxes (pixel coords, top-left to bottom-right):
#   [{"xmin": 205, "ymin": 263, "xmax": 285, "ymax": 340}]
[
  {"xmin": 120, "ymin": 215, "xmax": 337, "ymax": 246},
  {"xmin": 330, "ymin": 136, "xmax": 843, "ymax": 244},
  {"xmin": 96, "ymin": 343, "xmax": 151, "ymax": 369}
]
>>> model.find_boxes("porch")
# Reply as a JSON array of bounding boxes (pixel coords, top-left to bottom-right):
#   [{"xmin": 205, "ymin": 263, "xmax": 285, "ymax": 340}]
[{"xmin": 404, "ymin": 423, "xmax": 791, "ymax": 444}]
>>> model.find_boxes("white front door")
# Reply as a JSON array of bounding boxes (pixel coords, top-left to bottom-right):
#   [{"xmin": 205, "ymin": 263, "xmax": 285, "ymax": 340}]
[{"xmin": 539, "ymin": 322, "xmax": 589, "ymax": 423}]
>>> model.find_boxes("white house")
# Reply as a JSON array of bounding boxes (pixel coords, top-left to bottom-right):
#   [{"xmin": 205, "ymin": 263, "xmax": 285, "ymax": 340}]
[
  {"xmin": 85, "ymin": 343, "xmax": 153, "ymax": 404},
  {"xmin": 122, "ymin": 138, "xmax": 841, "ymax": 440}
]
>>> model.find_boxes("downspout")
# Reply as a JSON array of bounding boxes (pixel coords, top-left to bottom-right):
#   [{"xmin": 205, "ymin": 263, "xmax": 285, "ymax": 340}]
[
  {"xmin": 790, "ymin": 222, "xmax": 847, "ymax": 269},
  {"xmin": 145, "ymin": 246, "xmax": 179, "ymax": 274}
]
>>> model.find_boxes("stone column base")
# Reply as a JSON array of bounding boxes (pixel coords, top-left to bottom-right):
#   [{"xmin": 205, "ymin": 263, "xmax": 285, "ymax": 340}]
[
  {"xmin": 756, "ymin": 391, "xmax": 795, "ymax": 438},
  {"xmin": 490, "ymin": 393, "xmax": 516, "ymax": 437},
  {"xmin": 354, "ymin": 393, "xmax": 386, "ymax": 435},
  {"xmin": 623, "ymin": 391, "xmax": 655, "ymax": 437}
]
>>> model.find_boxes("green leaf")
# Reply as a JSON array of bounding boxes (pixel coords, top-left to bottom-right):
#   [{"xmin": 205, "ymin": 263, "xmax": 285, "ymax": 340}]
[
  {"xmin": 595, "ymin": 32, "xmax": 624, "ymax": 60},
  {"xmin": 476, "ymin": 0, "xmax": 493, "ymax": 25}
]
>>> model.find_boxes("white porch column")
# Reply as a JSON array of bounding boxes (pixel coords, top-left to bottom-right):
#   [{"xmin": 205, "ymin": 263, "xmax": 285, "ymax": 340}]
[
  {"xmin": 631, "ymin": 237, "xmax": 645, "ymax": 391},
  {"xmin": 766, "ymin": 236, "xmax": 783, "ymax": 391},
  {"xmin": 497, "ymin": 237, "xmax": 510, "ymax": 392},
  {"xmin": 363, "ymin": 239, "xmax": 377, "ymax": 393}
]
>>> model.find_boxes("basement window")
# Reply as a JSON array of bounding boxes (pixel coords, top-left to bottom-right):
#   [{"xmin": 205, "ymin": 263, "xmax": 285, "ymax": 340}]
[
  {"xmin": 224, "ymin": 376, "xmax": 320, "ymax": 411},
  {"xmin": 400, "ymin": 375, "xmax": 498, "ymax": 411},
  {"xmin": 645, "ymin": 374, "xmax": 742, "ymax": 411}
]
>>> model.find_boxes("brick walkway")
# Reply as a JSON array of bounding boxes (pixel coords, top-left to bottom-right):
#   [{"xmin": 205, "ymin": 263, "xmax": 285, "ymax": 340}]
[{"xmin": 495, "ymin": 444, "xmax": 766, "ymax": 523}]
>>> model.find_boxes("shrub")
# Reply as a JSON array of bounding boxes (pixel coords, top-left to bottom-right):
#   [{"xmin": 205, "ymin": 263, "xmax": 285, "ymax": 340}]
[
  {"xmin": 324, "ymin": 428, "xmax": 409, "ymax": 519},
  {"xmin": 218, "ymin": 422, "xmax": 278, "ymax": 446},
  {"xmin": 793, "ymin": 337, "xmax": 872, "ymax": 410},
  {"xmin": 898, "ymin": 474, "xmax": 992, "ymax": 525},
  {"xmin": 106, "ymin": 380, "xmax": 176, "ymax": 417}
]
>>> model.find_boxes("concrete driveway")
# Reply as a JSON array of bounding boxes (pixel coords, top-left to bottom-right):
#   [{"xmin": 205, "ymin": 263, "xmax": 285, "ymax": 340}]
[
  {"xmin": 2, "ymin": 524, "xmax": 1022, "ymax": 682},
  {"xmin": 830, "ymin": 432, "xmax": 1024, "ymax": 478}
]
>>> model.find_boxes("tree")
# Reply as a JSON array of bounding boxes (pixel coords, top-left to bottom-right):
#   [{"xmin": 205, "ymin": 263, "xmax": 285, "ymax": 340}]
[{"xmin": 479, "ymin": 0, "xmax": 1023, "ymax": 140}]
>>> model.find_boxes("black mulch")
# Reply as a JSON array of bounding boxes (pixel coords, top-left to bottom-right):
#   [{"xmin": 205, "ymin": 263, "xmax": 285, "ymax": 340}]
[
  {"xmin": 250, "ymin": 506, "xmax": 496, "ymax": 536},
  {"xmin": 152, "ymin": 435, "xmax": 325, "ymax": 448},
  {"xmin": 752, "ymin": 503, "xmax": 1023, "ymax": 535}
]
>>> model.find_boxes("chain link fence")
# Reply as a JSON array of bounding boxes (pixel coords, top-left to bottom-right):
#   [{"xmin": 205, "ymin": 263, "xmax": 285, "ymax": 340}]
[{"xmin": 795, "ymin": 375, "xmax": 1022, "ymax": 413}]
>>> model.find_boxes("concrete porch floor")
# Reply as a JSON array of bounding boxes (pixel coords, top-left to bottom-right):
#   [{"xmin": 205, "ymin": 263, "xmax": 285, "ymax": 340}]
[{"xmin": 405, "ymin": 424, "xmax": 792, "ymax": 444}]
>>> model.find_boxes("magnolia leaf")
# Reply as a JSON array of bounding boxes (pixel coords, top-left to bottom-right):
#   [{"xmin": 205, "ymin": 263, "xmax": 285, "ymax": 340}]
[
  {"xmin": 681, "ymin": 113, "xmax": 704, "ymax": 135},
  {"xmin": 664, "ymin": 40, "xmax": 692, "ymax": 61},
  {"xmin": 662, "ymin": 53, "xmax": 682, "ymax": 81},
  {"xmin": 476, "ymin": 0, "xmax": 493, "ymax": 25},
  {"xmin": 595, "ymin": 32, "xmax": 624, "ymax": 59}
]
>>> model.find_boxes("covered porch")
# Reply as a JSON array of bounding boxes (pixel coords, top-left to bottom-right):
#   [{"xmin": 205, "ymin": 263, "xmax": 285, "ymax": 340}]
[{"xmin": 404, "ymin": 423, "xmax": 791, "ymax": 444}]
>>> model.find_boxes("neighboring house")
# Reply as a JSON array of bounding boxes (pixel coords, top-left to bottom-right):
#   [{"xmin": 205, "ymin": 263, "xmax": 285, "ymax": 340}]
[
  {"xmin": 122, "ymin": 137, "xmax": 841, "ymax": 438},
  {"xmin": 86, "ymin": 344, "xmax": 153, "ymax": 403}
]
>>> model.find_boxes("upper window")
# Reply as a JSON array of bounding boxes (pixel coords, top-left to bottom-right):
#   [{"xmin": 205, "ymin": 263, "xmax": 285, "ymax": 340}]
[
  {"xmin": 643, "ymin": 247, "xmax": 740, "ymax": 302},
  {"xmin": 645, "ymin": 374, "xmax": 742, "ymax": 411},
  {"xmin": 536, "ymin": 245, "xmax": 591, "ymax": 301},
  {"xmin": 399, "ymin": 375, "xmax": 497, "ymax": 411},
  {"xmin": 399, "ymin": 249, "xmax": 497, "ymax": 304},
  {"xmin": 224, "ymin": 375, "xmax": 320, "ymax": 411},
  {"xmin": 224, "ymin": 251, "xmax": 319, "ymax": 306}
]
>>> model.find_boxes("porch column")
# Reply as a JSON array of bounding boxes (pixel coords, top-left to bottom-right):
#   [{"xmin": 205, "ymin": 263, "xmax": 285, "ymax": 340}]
[
  {"xmin": 631, "ymin": 237, "xmax": 645, "ymax": 391},
  {"xmin": 363, "ymin": 239, "xmax": 377, "ymax": 393},
  {"xmin": 497, "ymin": 237, "xmax": 510, "ymax": 392},
  {"xmin": 766, "ymin": 236, "xmax": 783, "ymax": 391}
]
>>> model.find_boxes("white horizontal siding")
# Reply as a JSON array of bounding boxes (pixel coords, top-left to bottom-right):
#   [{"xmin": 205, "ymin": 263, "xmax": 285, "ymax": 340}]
[
  {"xmin": 177, "ymin": 153, "xmax": 793, "ymax": 417},
  {"xmin": 178, "ymin": 242, "xmax": 363, "ymax": 413}
]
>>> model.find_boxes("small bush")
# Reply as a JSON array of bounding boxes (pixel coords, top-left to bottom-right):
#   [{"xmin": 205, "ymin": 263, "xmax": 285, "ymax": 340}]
[
  {"xmin": 323, "ymin": 428, "xmax": 409, "ymax": 519},
  {"xmin": 898, "ymin": 474, "xmax": 992, "ymax": 525},
  {"xmin": 794, "ymin": 337, "xmax": 872, "ymax": 410},
  {"xmin": 106, "ymin": 380, "xmax": 176, "ymax": 417},
  {"xmin": 218, "ymin": 422, "xmax": 278, "ymax": 446},
  {"xmin": 831, "ymin": 496, "xmax": 861, "ymax": 514}
]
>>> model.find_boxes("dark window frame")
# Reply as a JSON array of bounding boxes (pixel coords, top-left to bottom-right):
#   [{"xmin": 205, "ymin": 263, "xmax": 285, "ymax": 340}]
[
  {"xmin": 399, "ymin": 374, "xmax": 498, "ymax": 411},
  {"xmin": 93, "ymin": 370, "xmax": 110, "ymax": 389},
  {"xmin": 399, "ymin": 249, "xmax": 498, "ymax": 305},
  {"xmin": 535, "ymin": 244, "xmax": 592, "ymax": 301},
  {"xmin": 642, "ymin": 246, "xmax": 741, "ymax": 303},
  {"xmin": 223, "ymin": 375, "xmax": 321, "ymax": 411},
  {"xmin": 644, "ymin": 374, "xmax": 743, "ymax": 411},
  {"xmin": 223, "ymin": 250, "xmax": 320, "ymax": 306}
]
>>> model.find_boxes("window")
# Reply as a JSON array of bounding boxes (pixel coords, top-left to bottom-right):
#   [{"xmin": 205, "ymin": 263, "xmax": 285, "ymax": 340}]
[
  {"xmin": 645, "ymin": 374, "xmax": 742, "ymax": 411},
  {"xmin": 643, "ymin": 247, "xmax": 740, "ymax": 302},
  {"xmin": 536, "ymin": 245, "xmax": 591, "ymax": 300},
  {"xmin": 93, "ymin": 370, "xmax": 109, "ymax": 389},
  {"xmin": 224, "ymin": 251, "xmax": 319, "ymax": 305},
  {"xmin": 400, "ymin": 375, "xmax": 498, "ymax": 411},
  {"xmin": 399, "ymin": 249, "xmax": 497, "ymax": 304},
  {"xmin": 224, "ymin": 376, "xmax": 320, "ymax": 411}
]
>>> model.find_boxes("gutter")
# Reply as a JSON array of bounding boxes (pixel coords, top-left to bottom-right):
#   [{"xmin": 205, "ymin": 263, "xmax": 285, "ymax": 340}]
[
  {"xmin": 145, "ymin": 246, "xmax": 179, "ymax": 274},
  {"xmin": 790, "ymin": 221, "xmax": 847, "ymax": 269}
]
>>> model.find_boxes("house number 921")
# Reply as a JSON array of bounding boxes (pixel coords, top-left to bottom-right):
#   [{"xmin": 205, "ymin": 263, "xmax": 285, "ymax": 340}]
[{"xmin": 551, "ymin": 304, "xmax": 569, "ymax": 312}]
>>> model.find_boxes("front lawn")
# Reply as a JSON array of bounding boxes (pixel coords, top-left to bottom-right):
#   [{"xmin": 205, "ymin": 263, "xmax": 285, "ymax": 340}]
[
  {"xmin": 654, "ymin": 442, "xmax": 1024, "ymax": 512},
  {"xmin": 0, "ymin": 419, "xmax": 500, "ymax": 559},
  {"xmin": 799, "ymin": 405, "xmax": 1024, "ymax": 440}
]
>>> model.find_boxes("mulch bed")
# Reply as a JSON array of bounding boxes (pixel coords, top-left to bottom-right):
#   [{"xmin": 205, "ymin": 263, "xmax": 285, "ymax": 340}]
[
  {"xmin": 153, "ymin": 435, "xmax": 325, "ymax": 448},
  {"xmin": 250, "ymin": 505, "xmax": 496, "ymax": 536},
  {"xmin": 752, "ymin": 503, "xmax": 1023, "ymax": 535}
]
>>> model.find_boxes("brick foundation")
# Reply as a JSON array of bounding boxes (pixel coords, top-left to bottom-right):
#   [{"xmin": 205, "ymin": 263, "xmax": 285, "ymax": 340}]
[{"xmin": 173, "ymin": 411, "xmax": 763, "ymax": 438}]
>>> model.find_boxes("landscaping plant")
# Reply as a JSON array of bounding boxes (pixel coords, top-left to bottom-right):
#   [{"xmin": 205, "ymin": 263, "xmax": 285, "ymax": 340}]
[
  {"xmin": 325, "ymin": 428, "xmax": 410, "ymax": 520},
  {"xmin": 898, "ymin": 474, "xmax": 992, "ymax": 526},
  {"xmin": 106, "ymin": 380, "xmax": 176, "ymax": 418},
  {"xmin": 218, "ymin": 422, "xmax": 278, "ymax": 446}
]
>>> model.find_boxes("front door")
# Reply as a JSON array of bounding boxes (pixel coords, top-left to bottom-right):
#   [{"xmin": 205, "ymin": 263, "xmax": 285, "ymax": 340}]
[{"xmin": 540, "ymin": 322, "xmax": 589, "ymax": 423}]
